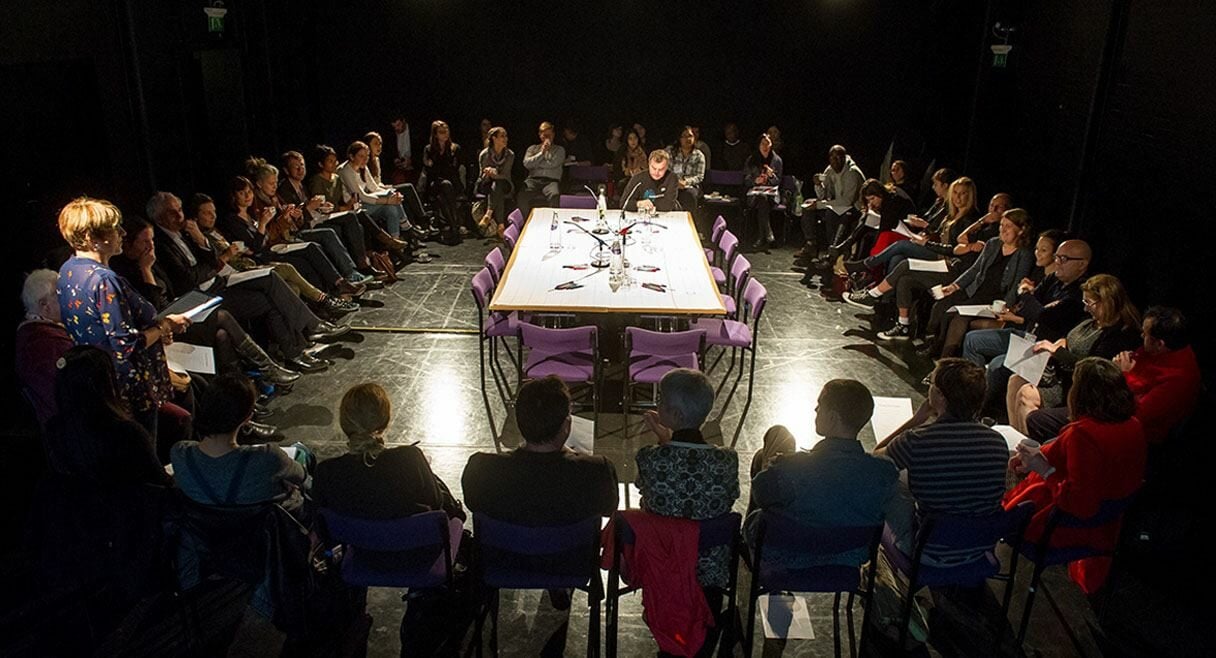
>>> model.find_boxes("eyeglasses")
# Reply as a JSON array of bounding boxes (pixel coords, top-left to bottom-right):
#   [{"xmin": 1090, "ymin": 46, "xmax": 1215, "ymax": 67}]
[
  {"xmin": 1054, "ymin": 254, "xmax": 1085, "ymax": 263},
  {"xmin": 1083, "ymin": 298, "xmax": 1099, "ymax": 308}
]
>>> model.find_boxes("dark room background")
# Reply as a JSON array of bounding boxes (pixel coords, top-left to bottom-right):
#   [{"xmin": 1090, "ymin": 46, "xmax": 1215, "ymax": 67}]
[{"xmin": 2, "ymin": 0, "xmax": 1214, "ymax": 376}]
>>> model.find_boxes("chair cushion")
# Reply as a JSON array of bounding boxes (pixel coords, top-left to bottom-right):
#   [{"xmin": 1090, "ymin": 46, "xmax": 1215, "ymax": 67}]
[
  {"xmin": 692, "ymin": 318, "xmax": 751, "ymax": 348},
  {"xmin": 484, "ymin": 312, "xmax": 520, "ymax": 338},
  {"xmin": 720, "ymin": 295, "xmax": 737, "ymax": 318},
  {"xmin": 882, "ymin": 528, "xmax": 1000, "ymax": 588},
  {"xmin": 629, "ymin": 353, "xmax": 699, "ymax": 384},
  {"xmin": 704, "ymin": 247, "xmax": 714, "ymax": 262},
  {"xmin": 524, "ymin": 350, "xmax": 596, "ymax": 382},
  {"xmin": 711, "ymin": 267, "xmax": 726, "ymax": 286}
]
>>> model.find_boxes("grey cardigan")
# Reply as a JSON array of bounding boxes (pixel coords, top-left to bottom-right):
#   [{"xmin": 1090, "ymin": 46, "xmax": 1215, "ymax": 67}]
[{"xmin": 952, "ymin": 237, "xmax": 1034, "ymax": 304}]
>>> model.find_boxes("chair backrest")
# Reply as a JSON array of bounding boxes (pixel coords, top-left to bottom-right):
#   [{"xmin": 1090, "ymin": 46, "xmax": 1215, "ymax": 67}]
[
  {"xmin": 706, "ymin": 169, "xmax": 745, "ymax": 187},
  {"xmin": 616, "ymin": 510, "xmax": 741, "ymax": 552},
  {"xmin": 1047, "ymin": 492, "xmax": 1138, "ymax": 532},
  {"xmin": 520, "ymin": 323, "xmax": 597, "ymax": 354},
  {"xmin": 626, "ymin": 326, "xmax": 706, "ymax": 356},
  {"xmin": 559, "ymin": 194, "xmax": 597, "ymax": 209},
  {"xmin": 780, "ymin": 175, "xmax": 797, "ymax": 192},
  {"xmin": 728, "ymin": 254, "xmax": 752, "ymax": 296},
  {"xmin": 917, "ymin": 502, "xmax": 1035, "ymax": 562},
  {"xmin": 754, "ymin": 510, "xmax": 881, "ymax": 566},
  {"xmin": 319, "ymin": 508, "xmax": 455, "ymax": 588},
  {"xmin": 507, "ymin": 208, "xmax": 524, "ymax": 229},
  {"xmin": 473, "ymin": 513, "xmax": 602, "ymax": 588},
  {"xmin": 568, "ymin": 165, "xmax": 610, "ymax": 184},
  {"xmin": 717, "ymin": 231, "xmax": 739, "ymax": 270},
  {"xmin": 740, "ymin": 277, "xmax": 767, "ymax": 326},
  {"xmin": 503, "ymin": 223, "xmax": 521, "ymax": 248},
  {"xmin": 484, "ymin": 248, "xmax": 506, "ymax": 282},
  {"xmin": 710, "ymin": 215, "xmax": 728, "ymax": 243},
  {"xmin": 471, "ymin": 267, "xmax": 495, "ymax": 311}
]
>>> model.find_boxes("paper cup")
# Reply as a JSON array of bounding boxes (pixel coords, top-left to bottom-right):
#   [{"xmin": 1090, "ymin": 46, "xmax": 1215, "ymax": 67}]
[
  {"xmin": 991, "ymin": 300, "xmax": 1007, "ymax": 314},
  {"xmin": 930, "ymin": 285, "xmax": 946, "ymax": 300}
]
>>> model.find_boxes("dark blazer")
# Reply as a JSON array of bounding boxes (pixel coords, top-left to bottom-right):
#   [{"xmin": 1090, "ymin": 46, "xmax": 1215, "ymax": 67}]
[
  {"xmin": 953, "ymin": 237, "xmax": 1035, "ymax": 305},
  {"xmin": 219, "ymin": 213, "xmax": 267, "ymax": 254},
  {"xmin": 152, "ymin": 224, "xmax": 219, "ymax": 299}
]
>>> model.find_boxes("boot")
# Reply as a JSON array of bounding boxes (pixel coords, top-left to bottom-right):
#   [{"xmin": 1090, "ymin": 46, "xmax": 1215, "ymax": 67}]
[
  {"xmin": 335, "ymin": 277, "xmax": 367, "ymax": 297},
  {"xmin": 235, "ymin": 336, "xmax": 301, "ymax": 386}
]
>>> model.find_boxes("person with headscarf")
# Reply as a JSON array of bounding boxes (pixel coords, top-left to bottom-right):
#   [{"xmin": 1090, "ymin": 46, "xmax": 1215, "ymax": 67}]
[{"xmin": 312, "ymin": 382, "xmax": 465, "ymax": 520}]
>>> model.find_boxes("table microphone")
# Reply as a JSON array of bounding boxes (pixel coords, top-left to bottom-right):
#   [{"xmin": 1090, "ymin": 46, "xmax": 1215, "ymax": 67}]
[{"xmin": 620, "ymin": 180, "xmax": 644, "ymax": 217}]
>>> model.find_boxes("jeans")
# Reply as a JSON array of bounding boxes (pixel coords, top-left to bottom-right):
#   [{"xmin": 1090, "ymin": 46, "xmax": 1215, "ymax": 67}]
[
  {"xmin": 963, "ymin": 328, "xmax": 1024, "ymax": 413},
  {"xmin": 867, "ymin": 240, "xmax": 938, "ymax": 272},
  {"xmin": 315, "ymin": 212, "xmax": 367, "ymax": 266},
  {"xmin": 363, "ymin": 202, "xmax": 407, "ymax": 238},
  {"xmin": 297, "ymin": 227, "xmax": 357, "ymax": 278}
]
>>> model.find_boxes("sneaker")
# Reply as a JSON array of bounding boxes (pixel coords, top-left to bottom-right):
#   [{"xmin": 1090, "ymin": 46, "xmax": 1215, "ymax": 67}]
[
  {"xmin": 878, "ymin": 323, "xmax": 912, "ymax": 340},
  {"xmin": 845, "ymin": 289, "xmax": 879, "ymax": 309}
]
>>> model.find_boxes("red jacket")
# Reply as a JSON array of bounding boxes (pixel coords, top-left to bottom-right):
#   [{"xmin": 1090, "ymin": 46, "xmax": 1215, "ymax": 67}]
[
  {"xmin": 1124, "ymin": 346, "xmax": 1200, "ymax": 444},
  {"xmin": 1004, "ymin": 416, "xmax": 1145, "ymax": 593},
  {"xmin": 601, "ymin": 510, "xmax": 713, "ymax": 657},
  {"xmin": 15, "ymin": 319, "xmax": 74, "ymax": 428}
]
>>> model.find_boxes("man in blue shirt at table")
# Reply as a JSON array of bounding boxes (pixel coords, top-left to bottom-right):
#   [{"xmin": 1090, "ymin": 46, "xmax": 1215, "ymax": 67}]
[
  {"xmin": 621, "ymin": 149, "xmax": 680, "ymax": 212},
  {"xmin": 745, "ymin": 379, "xmax": 898, "ymax": 568}
]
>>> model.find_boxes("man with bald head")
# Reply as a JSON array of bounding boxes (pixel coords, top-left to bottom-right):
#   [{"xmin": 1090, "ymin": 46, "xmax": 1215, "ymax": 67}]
[
  {"xmin": 800, "ymin": 144, "xmax": 865, "ymax": 265},
  {"xmin": 962, "ymin": 238, "xmax": 1093, "ymax": 415}
]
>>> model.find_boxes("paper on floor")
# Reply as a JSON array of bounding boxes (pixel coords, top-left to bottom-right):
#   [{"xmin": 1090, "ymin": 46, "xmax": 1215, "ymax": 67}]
[{"xmin": 760, "ymin": 594, "xmax": 816, "ymax": 640}]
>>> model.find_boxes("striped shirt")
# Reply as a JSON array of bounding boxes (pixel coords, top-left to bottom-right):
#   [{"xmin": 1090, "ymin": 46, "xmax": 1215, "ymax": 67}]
[{"xmin": 885, "ymin": 417, "xmax": 1010, "ymax": 564}]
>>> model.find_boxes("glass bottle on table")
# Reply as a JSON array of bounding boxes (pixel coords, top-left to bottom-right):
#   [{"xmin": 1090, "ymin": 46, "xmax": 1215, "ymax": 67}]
[{"xmin": 549, "ymin": 211, "xmax": 562, "ymax": 251}]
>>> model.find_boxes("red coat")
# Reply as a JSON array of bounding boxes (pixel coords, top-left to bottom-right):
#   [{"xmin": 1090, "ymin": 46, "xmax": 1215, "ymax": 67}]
[
  {"xmin": 601, "ymin": 510, "xmax": 713, "ymax": 657},
  {"xmin": 15, "ymin": 319, "xmax": 74, "ymax": 428},
  {"xmin": 1003, "ymin": 416, "xmax": 1146, "ymax": 593},
  {"xmin": 1124, "ymin": 346, "xmax": 1200, "ymax": 444}
]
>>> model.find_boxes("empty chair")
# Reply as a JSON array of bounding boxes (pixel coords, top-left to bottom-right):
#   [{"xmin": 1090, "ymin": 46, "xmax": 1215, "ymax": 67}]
[
  {"xmin": 692, "ymin": 278, "xmax": 767, "ymax": 446},
  {"xmin": 704, "ymin": 215, "xmax": 728, "ymax": 262},
  {"xmin": 721, "ymin": 254, "xmax": 752, "ymax": 319},
  {"xmin": 471, "ymin": 267, "xmax": 523, "ymax": 447},
  {"xmin": 503, "ymin": 223, "xmax": 521, "ymax": 249},
  {"xmin": 483, "ymin": 248, "xmax": 507, "ymax": 284},
  {"xmin": 318, "ymin": 509, "xmax": 461, "ymax": 589},
  {"xmin": 519, "ymin": 323, "xmax": 600, "ymax": 430},
  {"xmin": 568, "ymin": 164, "xmax": 611, "ymax": 189},
  {"xmin": 623, "ymin": 327, "xmax": 705, "ymax": 440},
  {"xmin": 710, "ymin": 230, "xmax": 740, "ymax": 288},
  {"xmin": 743, "ymin": 511, "xmax": 884, "ymax": 658},
  {"xmin": 559, "ymin": 194, "xmax": 597, "ymax": 209},
  {"xmin": 472, "ymin": 514, "xmax": 604, "ymax": 657},
  {"xmin": 507, "ymin": 208, "xmax": 524, "ymax": 231}
]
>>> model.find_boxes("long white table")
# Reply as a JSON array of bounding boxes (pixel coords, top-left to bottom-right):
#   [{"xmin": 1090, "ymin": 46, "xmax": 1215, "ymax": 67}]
[{"xmin": 489, "ymin": 210, "xmax": 726, "ymax": 315}]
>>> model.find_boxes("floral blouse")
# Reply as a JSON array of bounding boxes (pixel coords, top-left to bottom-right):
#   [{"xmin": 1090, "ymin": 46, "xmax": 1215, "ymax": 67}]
[{"xmin": 57, "ymin": 256, "xmax": 171, "ymax": 412}]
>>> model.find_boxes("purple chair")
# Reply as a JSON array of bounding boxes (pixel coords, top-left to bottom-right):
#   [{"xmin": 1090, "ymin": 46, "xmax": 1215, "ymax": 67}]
[
  {"xmin": 520, "ymin": 324, "xmax": 600, "ymax": 430},
  {"xmin": 692, "ymin": 278, "xmax": 766, "ymax": 446},
  {"xmin": 1013, "ymin": 494, "xmax": 1138, "ymax": 644},
  {"xmin": 568, "ymin": 164, "xmax": 611, "ymax": 188},
  {"xmin": 743, "ymin": 511, "xmax": 884, "ymax": 658},
  {"xmin": 623, "ymin": 327, "xmax": 705, "ymax": 440},
  {"xmin": 317, "ymin": 509, "xmax": 461, "ymax": 589},
  {"xmin": 771, "ymin": 175, "xmax": 798, "ymax": 245},
  {"xmin": 507, "ymin": 208, "xmax": 524, "ymax": 231},
  {"xmin": 710, "ymin": 231, "xmax": 740, "ymax": 288},
  {"xmin": 483, "ymin": 248, "xmax": 507, "ymax": 285},
  {"xmin": 503, "ymin": 223, "xmax": 521, "ymax": 249},
  {"xmin": 881, "ymin": 501, "xmax": 1036, "ymax": 649},
  {"xmin": 606, "ymin": 511, "xmax": 742, "ymax": 657},
  {"xmin": 704, "ymin": 215, "xmax": 728, "ymax": 262},
  {"xmin": 472, "ymin": 267, "xmax": 523, "ymax": 447},
  {"xmin": 703, "ymin": 170, "xmax": 746, "ymax": 209},
  {"xmin": 472, "ymin": 514, "xmax": 604, "ymax": 657},
  {"xmin": 559, "ymin": 194, "xmax": 597, "ymax": 209},
  {"xmin": 720, "ymin": 254, "xmax": 752, "ymax": 319}
]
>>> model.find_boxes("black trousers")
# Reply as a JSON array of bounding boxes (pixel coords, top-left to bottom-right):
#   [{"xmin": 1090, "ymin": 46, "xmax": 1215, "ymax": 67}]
[
  {"xmin": 268, "ymin": 242, "xmax": 340, "ymax": 291},
  {"xmin": 180, "ymin": 308, "xmax": 245, "ymax": 373},
  {"xmin": 219, "ymin": 271, "xmax": 320, "ymax": 358}
]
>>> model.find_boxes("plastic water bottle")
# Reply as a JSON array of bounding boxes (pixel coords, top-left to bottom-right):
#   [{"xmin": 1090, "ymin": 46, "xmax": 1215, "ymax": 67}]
[
  {"xmin": 597, "ymin": 185, "xmax": 608, "ymax": 222},
  {"xmin": 549, "ymin": 211, "xmax": 562, "ymax": 250},
  {"xmin": 608, "ymin": 238, "xmax": 623, "ymax": 291}
]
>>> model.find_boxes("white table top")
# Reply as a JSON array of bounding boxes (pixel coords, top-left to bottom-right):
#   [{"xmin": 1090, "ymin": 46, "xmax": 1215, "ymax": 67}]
[{"xmin": 489, "ymin": 209, "xmax": 727, "ymax": 315}]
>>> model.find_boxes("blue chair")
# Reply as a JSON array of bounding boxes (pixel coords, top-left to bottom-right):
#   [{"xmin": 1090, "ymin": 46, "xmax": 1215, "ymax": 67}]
[
  {"xmin": 1014, "ymin": 494, "xmax": 1138, "ymax": 644},
  {"xmin": 317, "ymin": 509, "xmax": 461, "ymax": 589},
  {"xmin": 880, "ymin": 502, "xmax": 1035, "ymax": 650},
  {"xmin": 472, "ymin": 514, "xmax": 604, "ymax": 657},
  {"xmin": 605, "ymin": 511, "xmax": 743, "ymax": 658},
  {"xmin": 743, "ymin": 511, "xmax": 884, "ymax": 658}
]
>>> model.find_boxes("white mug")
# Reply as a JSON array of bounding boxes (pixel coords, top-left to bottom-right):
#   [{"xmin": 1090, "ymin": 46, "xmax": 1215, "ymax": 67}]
[
  {"xmin": 930, "ymin": 285, "xmax": 946, "ymax": 300},
  {"xmin": 991, "ymin": 300, "xmax": 1007, "ymax": 314}
]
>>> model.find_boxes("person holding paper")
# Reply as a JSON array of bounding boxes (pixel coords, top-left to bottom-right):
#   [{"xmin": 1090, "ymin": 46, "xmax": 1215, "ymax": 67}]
[
  {"xmin": 1007, "ymin": 274, "xmax": 1142, "ymax": 435},
  {"xmin": 875, "ymin": 359, "xmax": 1010, "ymax": 565},
  {"xmin": 338, "ymin": 139, "xmax": 426, "ymax": 241},
  {"xmin": 1004, "ymin": 358, "xmax": 1146, "ymax": 593},
  {"xmin": 832, "ymin": 178, "xmax": 917, "ymax": 263},
  {"xmin": 621, "ymin": 149, "xmax": 680, "ymax": 212},
  {"xmin": 746, "ymin": 380, "xmax": 898, "ymax": 570},
  {"xmin": 743, "ymin": 132, "xmax": 783, "ymax": 250},
  {"xmin": 799, "ymin": 145, "xmax": 864, "ymax": 268},
  {"xmin": 56, "ymin": 197, "xmax": 190, "ymax": 437},
  {"xmin": 845, "ymin": 175, "xmax": 976, "ymax": 276}
]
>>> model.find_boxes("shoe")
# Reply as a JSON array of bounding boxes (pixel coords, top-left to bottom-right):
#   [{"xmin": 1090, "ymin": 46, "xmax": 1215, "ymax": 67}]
[
  {"xmin": 413, "ymin": 252, "xmax": 433, "ymax": 264},
  {"xmin": 361, "ymin": 278, "xmax": 385, "ymax": 291},
  {"xmin": 234, "ymin": 336, "xmax": 301, "ymax": 386},
  {"xmin": 253, "ymin": 402, "xmax": 273, "ymax": 419},
  {"xmin": 458, "ymin": 226, "xmax": 469, "ymax": 237},
  {"xmin": 239, "ymin": 420, "xmax": 281, "ymax": 443},
  {"xmin": 287, "ymin": 354, "xmax": 329, "ymax": 373},
  {"xmin": 335, "ymin": 278, "xmax": 367, "ymax": 297},
  {"xmin": 844, "ymin": 259, "xmax": 869, "ymax": 275},
  {"xmin": 845, "ymin": 289, "xmax": 880, "ymax": 309},
  {"xmin": 320, "ymin": 295, "xmax": 358, "ymax": 316},
  {"xmin": 348, "ymin": 271, "xmax": 375, "ymax": 285},
  {"xmin": 921, "ymin": 373, "xmax": 933, "ymax": 386},
  {"xmin": 799, "ymin": 271, "xmax": 815, "ymax": 287},
  {"xmin": 426, "ymin": 227, "xmax": 441, "ymax": 240},
  {"xmin": 794, "ymin": 243, "xmax": 814, "ymax": 258},
  {"xmin": 410, "ymin": 225, "xmax": 429, "ymax": 241},
  {"xmin": 360, "ymin": 264, "xmax": 387, "ymax": 278},
  {"xmin": 877, "ymin": 323, "xmax": 912, "ymax": 340},
  {"xmin": 308, "ymin": 321, "xmax": 351, "ymax": 342}
]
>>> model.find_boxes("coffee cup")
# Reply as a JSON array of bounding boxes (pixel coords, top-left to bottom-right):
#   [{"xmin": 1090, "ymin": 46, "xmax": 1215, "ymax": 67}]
[
  {"xmin": 991, "ymin": 300, "xmax": 1007, "ymax": 314},
  {"xmin": 930, "ymin": 285, "xmax": 946, "ymax": 300}
]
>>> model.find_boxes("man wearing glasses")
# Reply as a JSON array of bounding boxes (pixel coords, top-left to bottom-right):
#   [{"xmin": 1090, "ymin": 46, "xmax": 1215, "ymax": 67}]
[{"xmin": 960, "ymin": 239, "xmax": 1093, "ymax": 415}]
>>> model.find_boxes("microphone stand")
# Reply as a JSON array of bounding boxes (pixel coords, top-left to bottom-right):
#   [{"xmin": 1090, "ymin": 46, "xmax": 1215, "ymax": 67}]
[
  {"xmin": 620, "ymin": 180, "xmax": 644, "ymax": 232},
  {"xmin": 565, "ymin": 220, "xmax": 612, "ymax": 268}
]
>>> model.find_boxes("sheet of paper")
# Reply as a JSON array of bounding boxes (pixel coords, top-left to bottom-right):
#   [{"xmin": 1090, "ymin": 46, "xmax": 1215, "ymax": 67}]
[
  {"xmin": 1005, "ymin": 332, "xmax": 1050, "ymax": 387},
  {"xmin": 760, "ymin": 594, "xmax": 816, "ymax": 640},
  {"xmin": 907, "ymin": 258, "xmax": 948, "ymax": 273},
  {"xmin": 826, "ymin": 203, "xmax": 851, "ymax": 216},
  {"xmin": 164, "ymin": 342, "xmax": 216, "ymax": 374},
  {"xmin": 565, "ymin": 415, "xmax": 595, "ymax": 455},
  {"xmin": 893, "ymin": 221, "xmax": 919, "ymax": 239},
  {"xmin": 992, "ymin": 425, "xmax": 1030, "ymax": 453},
  {"xmin": 269, "ymin": 242, "xmax": 313, "ymax": 255},
  {"xmin": 280, "ymin": 445, "xmax": 299, "ymax": 460},
  {"xmin": 218, "ymin": 264, "xmax": 237, "ymax": 277},
  {"xmin": 863, "ymin": 209, "xmax": 882, "ymax": 229},
  {"xmin": 949, "ymin": 304, "xmax": 997, "ymax": 318},
  {"xmin": 227, "ymin": 267, "xmax": 275, "ymax": 286},
  {"xmin": 871, "ymin": 396, "xmax": 915, "ymax": 444},
  {"xmin": 158, "ymin": 290, "xmax": 218, "ymax": 321}
]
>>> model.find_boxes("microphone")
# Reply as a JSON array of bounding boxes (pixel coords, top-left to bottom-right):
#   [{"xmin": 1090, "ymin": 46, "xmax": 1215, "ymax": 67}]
[
  {"xmin": 583, "ymin": 185, "xmax": 598, "ymax": 198},
  {"xmin": 620, "ymin": 180, "xmax": 644, "ymax": 214},
  {"xmin": 565, "ymin": 220, "xmax": 609, "ymax": 248}
]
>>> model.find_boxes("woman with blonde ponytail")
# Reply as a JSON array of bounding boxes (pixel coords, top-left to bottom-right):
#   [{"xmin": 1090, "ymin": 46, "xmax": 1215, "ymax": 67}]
[{"xmin": 312, "ymin": 382, "xmax": 466, "ymax": 520}]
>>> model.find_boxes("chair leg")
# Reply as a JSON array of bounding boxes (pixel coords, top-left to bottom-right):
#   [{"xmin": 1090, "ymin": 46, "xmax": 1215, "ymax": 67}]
[
  {"xmin": 588, "ymin": 587, "xmax": 601, "ymax": 658},
  {"xmin": 729, "ymin": 348, "xmax": 756, "ymax": 448},
  {"xmin": 845, "ymin": 591, "xmax": 857, "ymax": 658},
  {"xmin": 744, "ymin": 592, "xmax": 758, "ymax": 658},
  {"xmin": 833, "ymin": 592, "xmax": 842, "ymax": 658},
  {"xmin": 490, "ymin": 589, "xmax": 500, "ymax": 656},
  {"xmin": 1018, "ymin": 563, "xmax": 1047, "ymax": 645},
  {"xmin": 897, "ymin": 579, "xmax": 916, "ymax": 651},
  {"xmin": 473, "ymin": 592, "xmax": 489, "ymax": 658},
  {"xmin": 478, "ymin": 339, "xmax": 500, "ymax": 450},
  {"xmin": 622, "ymin": 382, "xmax": 631, "ymax": 441}
]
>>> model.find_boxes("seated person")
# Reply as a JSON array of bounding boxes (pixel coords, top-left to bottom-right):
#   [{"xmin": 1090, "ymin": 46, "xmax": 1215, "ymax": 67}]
[
  {"xmin": 746, "ymin": 380, "xmax": 898, "ymax": 569},
  {"xmin": 171, "ymin": 373, "xmax": 310, "ymax": 509},
  {"xmin": 44, "ymin": 345, "xmax": 172, "ymax": 488},
  {"xmin": 1005, "ymin": 357, "xmax": 1146, "ymax": 593},
  {"xmin": 517, "ymin": 121, "xmax": 566, "ymax": 220},
  {"xmin": 718, "ymin": 121, "xmax": 748, "ymax": 172},
  {"xmin": 875, "ymin": 359, "xmax": 1010, "ymax": 565},
  {"xmin": 304, "ymin": 143, "xmax": 417, "ymax": 262},
  {"xmin": 833, "ymin": 178, "xmax": 917, "ymax": 263},
  {"xmin": 337, "ymin": 140, "xmax": 426, "ymax": 241},
  {"xmin": 743, "ymin": 133, "xmax": 783, "ymax": 249},
  {"xmin": 612, "ymin": 130, "xmax": 647, "ymax": 199},
  {"xmin": 800, "ymin": 145, "xmax": 865, "ymax": 266},
  {"xmin": 1028, "ymin": 305, "xmax": 1200, "ymax": 445},
  {"xmin": 636, "ymin": 368, "xmax": 740, "ymax": 588},
  {"xmin": 621, "ymin": 149, "xmax": 680, "ymax": 212},
  {"xmin": 476, "ymin": 126, "xmax": 515, "ymax": 237},
  {"xmin": 845, "ymin": 174, "xmax": 974, "ymax": 276},
  {"xmin": 559, "ymin": 122, "xmax": 594, "ymax": 167},
  {"xmin": 420, "ymin": 121, "xmax": 465, "ymax": 234},
  {"xmin": 668, "ymin": 126, "xmax": 706, "ymax": 220},
  {"xmin": 314, "ymin": 383, "xmax": 465, "ymax": 521},
  {"xmin": 1008, "ymin": 274, "xmax": 1141, "ymax": 437},
  {"xmin": 889, "ymin": 159, "xmax": 918, "ymax": 199},
  {"xmin": 16, "ymin": 268, "xmax": 74, "ymax": 428}
]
